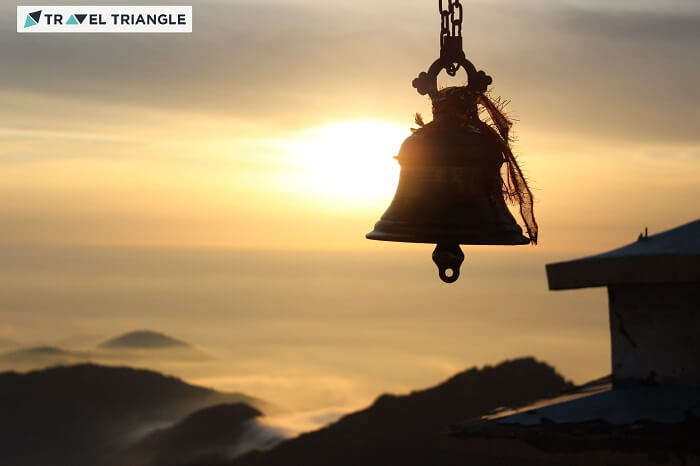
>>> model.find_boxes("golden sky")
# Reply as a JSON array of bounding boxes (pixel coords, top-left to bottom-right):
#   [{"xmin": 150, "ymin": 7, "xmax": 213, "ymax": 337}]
[{"xmin": 2, "ymin": 0, "xmax": 699, "ymax": 253}]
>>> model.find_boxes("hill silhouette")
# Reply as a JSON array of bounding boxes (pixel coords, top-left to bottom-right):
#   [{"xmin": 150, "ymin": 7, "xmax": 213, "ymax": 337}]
[
  {"xmin": 4, "ymin": 345, "xmax": 68, "ymax": 356},
  {"xmin": 0, "ymin": 345, "xmax": 90, "ymax": 367},
  {"xmin": 0, "ymin": 357, "xmax": 576, "ymax": 466},
  {"xmin": 0, "ymin": 332, "xmax": 210, "ymax": 372},
  {"xmin": 100, "ymin": 330, "xmax": 189, "ymax": 349},
  {"xmin": 0, "ymin": 363, "xmax": 263, "ymax": 466},
  {"xmin": 108, "ymin": 403, "xmax": 284, "ymax": 466},
  {"xmin": 200, "ymin": 357, "xmax": 572, "ymax": 466}
]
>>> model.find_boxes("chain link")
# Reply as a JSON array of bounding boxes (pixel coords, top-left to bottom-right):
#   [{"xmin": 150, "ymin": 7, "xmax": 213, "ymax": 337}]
[
  {"xmin": 438, "ymin": 0, "xmax": 463, "ymax": 76},
  {"xmin": 438, "ymin": 0, "xmax": 450, "ymax": 51},
  {"xmin": 451, "ymin": 0, "xmax": 462, "ymax": 38}
]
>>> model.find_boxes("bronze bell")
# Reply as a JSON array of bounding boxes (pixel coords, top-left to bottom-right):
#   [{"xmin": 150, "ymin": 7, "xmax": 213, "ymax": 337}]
[{"xmin": 366, "ymin": 53, "xmax": 534, "ymax": 283}]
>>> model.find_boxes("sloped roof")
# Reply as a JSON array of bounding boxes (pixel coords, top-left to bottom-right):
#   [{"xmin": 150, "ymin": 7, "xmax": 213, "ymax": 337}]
[
  {"xmin": 546, "ymin": 219, "xmax": 700, "ymax": 289},
  {"xmin": 453, "ymin": 376, "xmax": 700, "ymax": 454}
]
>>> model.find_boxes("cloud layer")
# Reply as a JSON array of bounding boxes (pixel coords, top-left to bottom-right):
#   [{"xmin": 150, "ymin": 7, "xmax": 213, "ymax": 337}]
[{"xmin": 2, "ymin": 0, "xmax": 699, "ymax": 141}]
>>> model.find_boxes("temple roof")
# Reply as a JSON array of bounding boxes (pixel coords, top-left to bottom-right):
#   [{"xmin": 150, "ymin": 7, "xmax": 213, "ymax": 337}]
[
  {"xmin": 453, "ymin": 376, "xmax": 700, "ymax": 454},
  {"xmin": 546, "ymin": 219, "xmax": 700, "ymax": 289}
]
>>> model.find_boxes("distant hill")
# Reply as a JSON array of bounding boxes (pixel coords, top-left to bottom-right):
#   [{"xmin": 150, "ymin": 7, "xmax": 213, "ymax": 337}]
[
  {"xmin": 0, "ymin": 363, "xmax": 264, "ymax": 466},
  {"xmin": 100, "ymin": 330, "xmax": 189, "ymax": 349},
  {"xmin": 0, "ymin": 357, "xmax": 576, "ymax": 466},
  {"xmin": 0, "ymin": 332, "xmax": 209, "ymax": 372},
  {"xmin": 108, "ymin": 403, "xmax": 284, "ymax": 466},
  {"xmin": 203, "ymin": 357, "xmax": 572, "ymax": 466},
  {"xmin": 4, "ymin": 345, "xmax": 67, "ymax": 356},
  {"xmin": 0, "ymin": 345, "xmax": 90, "ymax": 366}
]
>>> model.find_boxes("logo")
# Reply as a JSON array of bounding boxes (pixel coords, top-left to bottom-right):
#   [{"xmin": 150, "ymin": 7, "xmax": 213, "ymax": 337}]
[
  {"xmin": 17, "ymin": 6, "xmax": 192, "ymax": 33},
  {"xmin": 67, "ymin": 14, "xmax": 87, "ymax": 25},
  {"xmin": 23, "ymin": 10, "xmax": 42, "ymax": 28}
]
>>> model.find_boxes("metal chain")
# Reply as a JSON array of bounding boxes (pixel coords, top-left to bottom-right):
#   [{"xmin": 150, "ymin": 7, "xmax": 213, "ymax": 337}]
[
  {"xmin": 451, "ymin": 0, "xmax": 462, "ymax": 39},
  {"xmin": 438, "ymin": 0, "xmax": 463, "ymax": 76}
]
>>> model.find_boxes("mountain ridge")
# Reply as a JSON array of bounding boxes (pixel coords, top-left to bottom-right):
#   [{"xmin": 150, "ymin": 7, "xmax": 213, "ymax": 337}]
[
  {"xmin": 105, "ymin": 402, "xmax": 282, "ymax": 466},
  {"xmin": 215, "ymin": 357, "xmax": 573, "ymax": 466},
  {"xmin": 0, "ymin": 363, "xmax": 265, "ymax": 466}
]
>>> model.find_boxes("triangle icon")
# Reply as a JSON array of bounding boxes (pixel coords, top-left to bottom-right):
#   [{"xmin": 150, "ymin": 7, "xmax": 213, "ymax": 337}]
[
  {"xmin": 67, "ymin": 15, "xmax": 78, "ymax": 25},
  {"xmin": 29, "ymin": 10, "xmax": 42, "ymax": 23},
  {"xmin": 75, "ymin": 14, "xmax": 87, "ymax": 24},
  {"xmin": 24, "ymin": 16, "xmax": 37, "ymax": 28}
]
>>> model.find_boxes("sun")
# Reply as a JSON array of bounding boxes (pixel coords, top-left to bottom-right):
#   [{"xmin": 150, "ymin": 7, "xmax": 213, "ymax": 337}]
[{"xmin": 284, "ymin": 119, "xmax": 409, "ymax": 204}]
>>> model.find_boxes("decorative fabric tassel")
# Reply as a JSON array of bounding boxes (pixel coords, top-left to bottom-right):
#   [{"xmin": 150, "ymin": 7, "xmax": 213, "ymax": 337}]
[{"xmin": 477, "ymin": 93, "xmax": 538, "ymax": 244}]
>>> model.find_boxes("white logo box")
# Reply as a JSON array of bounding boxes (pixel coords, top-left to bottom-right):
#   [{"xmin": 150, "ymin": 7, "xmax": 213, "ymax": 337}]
[{"xmin": 18, "ymin": 6, "xmax": 192, "ymax": 33}]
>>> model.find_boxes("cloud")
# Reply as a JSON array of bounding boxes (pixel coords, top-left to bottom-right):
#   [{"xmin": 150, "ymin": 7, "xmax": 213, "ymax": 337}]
[
  {"xmin": 2, "ymin": 1, "xmax": 698, "ymax": 143},
  {"xmin": 561, "ymin": 8, "xmax": 700, "ymax": 41},
  {"xmin": 260, "ymin": 406, "xmax": 353, "ymax": 436}
]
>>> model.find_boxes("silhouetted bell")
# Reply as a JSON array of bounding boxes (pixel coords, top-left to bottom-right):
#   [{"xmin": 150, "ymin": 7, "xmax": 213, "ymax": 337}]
[{"xmin": 366, "ymin": 84, "xmax": 530, "ymax": 283}]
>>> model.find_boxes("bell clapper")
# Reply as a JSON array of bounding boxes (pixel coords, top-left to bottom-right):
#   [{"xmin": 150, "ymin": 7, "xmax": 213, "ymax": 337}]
[{"xmin": 432, "ymin": 243, "xmax": 465, "ymax": 284}]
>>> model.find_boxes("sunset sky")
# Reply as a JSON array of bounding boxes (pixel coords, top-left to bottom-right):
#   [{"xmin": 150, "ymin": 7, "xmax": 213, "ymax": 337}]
[{"xmin": 1, "ymin": 0, "xmax": 699, "ymax": 414}]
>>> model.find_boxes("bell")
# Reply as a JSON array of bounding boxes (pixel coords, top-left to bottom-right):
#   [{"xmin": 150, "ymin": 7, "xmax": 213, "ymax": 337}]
[
  {"xmin": 367, "ymin": 5, "xmax": 536, "ymax": 283},
  {"xmin": 366, "ymin": 86, "xmax": 531, "ymax": 283}
]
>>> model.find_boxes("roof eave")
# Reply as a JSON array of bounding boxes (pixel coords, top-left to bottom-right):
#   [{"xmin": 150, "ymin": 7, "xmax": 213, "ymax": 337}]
[{"xmin": 546, "ymin": 255, "xmax": 700, "ymax": 290}]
